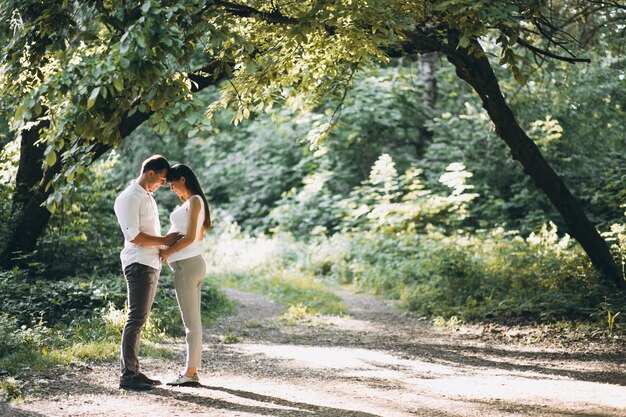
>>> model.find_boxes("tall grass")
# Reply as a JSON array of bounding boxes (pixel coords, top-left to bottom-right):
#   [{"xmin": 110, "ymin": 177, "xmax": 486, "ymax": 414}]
[
  {"xmin": 204, "ymin": 218, "xmax": 626, "ymax": 325},
  {"xmin": 205, "ymin": 225, "xmax": 346, "ymax": 317}
]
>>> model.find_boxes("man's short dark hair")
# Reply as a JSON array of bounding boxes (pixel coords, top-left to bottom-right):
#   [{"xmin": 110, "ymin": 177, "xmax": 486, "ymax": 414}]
[{"xmin": 141, "ymin": 155, "xmax": 170, "ymax": 174}]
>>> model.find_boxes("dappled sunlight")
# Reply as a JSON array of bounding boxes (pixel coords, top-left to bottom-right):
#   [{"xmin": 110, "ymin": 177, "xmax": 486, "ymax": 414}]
[
  {"xmin": 235, "ymin": 343, "xmax": 456, "ymax": 375},
  {"xmin": 9, "ymin": 288, "xmax": 626, "ymax": 417},
  {"xmin": 311, "ymin": 315, "xmax": 389, "ymax": 334},
  {"xmin": 3, "ymin": 1, "xmax": 626, "ymax": 416},
  {"xmin": 0, "ymin": 137, "xmax": 19, "ymax": 186},
  {"xmin": 227, "ymin": 341, "xmax": 626, "ymax": 414}
]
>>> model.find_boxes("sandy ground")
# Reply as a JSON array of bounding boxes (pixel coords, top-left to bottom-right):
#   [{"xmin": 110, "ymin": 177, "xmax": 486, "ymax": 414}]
[{"xmin": 2, "ymin": 287, "xmax": 626, "ymax": 417}]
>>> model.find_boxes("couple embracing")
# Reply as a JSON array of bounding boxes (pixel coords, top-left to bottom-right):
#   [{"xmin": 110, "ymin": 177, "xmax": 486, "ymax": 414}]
[{"xmin": 113, "ymin": 155, "xmax": 210, "ymax": 391}]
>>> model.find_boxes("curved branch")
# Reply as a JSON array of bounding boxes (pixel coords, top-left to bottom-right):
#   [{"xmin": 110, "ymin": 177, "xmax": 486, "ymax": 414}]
[
  {"xmin": 213, "ymin": 0, "xmax": 299, "ymax": 24},
  {"xmin": 516, "ymin": 37, "xmax": 591, "ymax": 63}
]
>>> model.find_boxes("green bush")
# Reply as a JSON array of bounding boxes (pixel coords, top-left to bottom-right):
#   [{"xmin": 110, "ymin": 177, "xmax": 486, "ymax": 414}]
[
  {"xmin": 0, "ymin": 268, "xmax": 234, "ymax": 402},
  {"xmin": 0, "ymin": 269, "xmax": 126, "ymax": 326},
  {"xmin": 313, "ymin": 224, "xmax": 625, "ymax": 322}
]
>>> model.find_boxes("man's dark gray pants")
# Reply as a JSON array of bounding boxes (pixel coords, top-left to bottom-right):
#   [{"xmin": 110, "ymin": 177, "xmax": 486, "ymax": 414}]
[{"xmin": 120, "ymin": 262, "xmax": 159, "ymax": 379}]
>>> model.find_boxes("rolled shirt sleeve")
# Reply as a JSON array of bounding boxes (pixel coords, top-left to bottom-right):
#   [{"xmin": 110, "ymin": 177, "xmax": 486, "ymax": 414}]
[
  {"xmin": 114, "ymin": 194, "xmax": 141, "ymax": 242},
  {"xmin": 114, "ymin": 181, "xmax": 161, "ymax": 270}
]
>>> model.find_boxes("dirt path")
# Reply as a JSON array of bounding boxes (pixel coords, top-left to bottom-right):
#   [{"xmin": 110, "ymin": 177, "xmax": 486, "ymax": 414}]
[{"xmin": 3, "ymin": 288, "xmax": 626, "ymax": 417}]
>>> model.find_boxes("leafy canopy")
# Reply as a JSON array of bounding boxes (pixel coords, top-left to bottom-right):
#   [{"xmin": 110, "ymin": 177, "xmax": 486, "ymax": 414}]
[{"xmin": 1, "ymin": 0, "xmax": 623, "ymax": 204}]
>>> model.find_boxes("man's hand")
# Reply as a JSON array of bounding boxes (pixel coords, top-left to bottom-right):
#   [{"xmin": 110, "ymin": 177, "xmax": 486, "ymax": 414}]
[{"xmin": 163, "ymin": 232, "xmax": 183, "ymax": 246}]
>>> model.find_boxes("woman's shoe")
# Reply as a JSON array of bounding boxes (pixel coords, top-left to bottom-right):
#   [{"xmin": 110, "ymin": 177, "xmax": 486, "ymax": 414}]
[{"xmin": 166, "ymin": 373, "xmax": 200, "ymax": 387}]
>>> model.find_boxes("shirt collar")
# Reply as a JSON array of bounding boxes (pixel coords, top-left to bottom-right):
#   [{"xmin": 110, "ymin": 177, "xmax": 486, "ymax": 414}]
[{"xmin": 130, "ymin": 180, "xmax": 153, "ymax": 196}]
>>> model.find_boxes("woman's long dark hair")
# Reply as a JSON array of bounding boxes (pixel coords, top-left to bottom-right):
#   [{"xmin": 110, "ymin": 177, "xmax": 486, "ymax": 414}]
[{"xmin": 167, "ymin": 164, "xmax": 211, "ymax": 232}]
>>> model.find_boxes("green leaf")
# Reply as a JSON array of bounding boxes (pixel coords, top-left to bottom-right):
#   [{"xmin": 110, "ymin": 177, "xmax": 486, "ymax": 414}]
[
  {"xmin": 87, "ymin": 87, "xmax": 100, "ymax": 109},
  {"xmin": 120, "ymin": 32, "xmax": 130, "ymax": 54},
  {"xmin": 511, "ymin": 66, "xmax": 526, "ymax": 85},
  {"xmin": 45, "ymin": 150, "xmax": 57, "ymax": 167},
  {"xmin": 14, "ymin": 103, "xmax": 25, "ymax": 120},
  {"xmin": 245, "ymin": 61, "xmax": 257, "ymax": 75},
  {"xmin": 135, "ymin": 33, "xmax": 146, "ymax": 49},
  {"xmin": 113, "ymin": 78, "xmax": 124, "ymax": 92}
]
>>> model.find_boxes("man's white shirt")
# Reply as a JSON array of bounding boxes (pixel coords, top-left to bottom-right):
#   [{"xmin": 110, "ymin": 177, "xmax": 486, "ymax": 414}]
[{"xmin": 114, "ymin": 181, "xmax": 162, "ymax": 270}]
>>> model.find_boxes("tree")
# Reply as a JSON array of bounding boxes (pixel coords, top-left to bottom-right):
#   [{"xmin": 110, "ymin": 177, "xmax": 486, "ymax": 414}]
[
  {"xmin": 1, "ymin": 0, "xmax": 624, "ymax": 285},
  {"xmin": 0, "ymin": 1, "xmax": 224, "ymax": 266}
]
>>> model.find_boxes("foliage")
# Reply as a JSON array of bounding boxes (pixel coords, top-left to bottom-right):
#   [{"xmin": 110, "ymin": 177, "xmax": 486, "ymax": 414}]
[
  {"xmin": 186, "ymin": 107, "xmax": 314, "ymax": 231},
  {"xmin": 280, "ymin": 303, "xmax": 313, "ymax": 325},
  {"xmin": 293, "ymin": 222, "xmax": 626, "ymax": 322},
  {"xmin": 219, "ymin": 333, "xmax": 240, "ymax": 344},
  {"xmin": 415, "ymin": 57, "xmax": 626, "ymax": 233},
  {"xmin": 34, "ymin": 154, "xmax": 123, "ymax": 276},
  {"xmin": 1, "ymin": 0, "xmax": 212, "ymax": 196},
  {"xmin": 0, "ymin": 0, "xmax": 623, "ymax": 289},
  {"xmin": 201, "ymin": 207, "xmax": 626, "ymax": 325},
  {"xmin": 0, "ymin": 265, "xmax": 233, "ymax": 401},
  {"xmin": 0, "ymin": 269, "xmax": 124, "ymax": 326},
  {"xmin": 341, "ymin": 155, "xmax": 478, "ymax": 233},
  {"xmin": 200, "ymin": 57, "xmax": 624, "ymax": 238},
  {"xmin": 217, "ymin": 268, "xmax": 346, "ymax": 317},
  {"xmin": 2, "ymin": 0, "xmax": 623, "ymax": 201},
  {"xmin": 206, "ymin": 229, "xmax": 346, "ymax": 316},
  {"xmin": 269, "ymin": 65, "xmax": 428, "ymax": 236},
  {"xmin": 602, "ymin": 206, "xmax": 626, "ymax": 281},
  {"xmin": 1, "ymin": 5, "xmax": 625, "ymax": 403},
  {"xmin": 202, "ymin": 142, "xmax": 626, "ymax": 323}
]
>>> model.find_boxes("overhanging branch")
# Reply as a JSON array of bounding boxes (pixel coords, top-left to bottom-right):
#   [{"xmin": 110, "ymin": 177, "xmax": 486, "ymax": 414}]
[
  {"xmin": 213, "ymin": 0, "xmax": 299, "ymax": 24},
  {"xmin": 517, "ymin": 37, "xmax": 591, "ymax": 63}
]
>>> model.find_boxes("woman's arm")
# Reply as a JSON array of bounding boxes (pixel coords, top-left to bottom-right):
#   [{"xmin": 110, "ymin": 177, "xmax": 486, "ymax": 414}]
[{"xmin": 160, "ymin": 197, "xmax": 201, "ymax": 259}]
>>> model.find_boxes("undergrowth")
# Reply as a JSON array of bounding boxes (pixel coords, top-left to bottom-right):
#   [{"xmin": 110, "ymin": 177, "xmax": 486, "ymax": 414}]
[{"xmin": 0, "ymin": 268, "xmax": 233, "ymax": 401}]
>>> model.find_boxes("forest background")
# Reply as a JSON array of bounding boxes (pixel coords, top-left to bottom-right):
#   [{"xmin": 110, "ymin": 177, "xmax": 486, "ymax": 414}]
[{"xmin": 0, "ymin": 0, "xmax": 625, "ymax": 402}]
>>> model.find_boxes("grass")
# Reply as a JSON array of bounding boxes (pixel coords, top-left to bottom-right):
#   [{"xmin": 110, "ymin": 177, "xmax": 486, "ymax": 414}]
[
  {"xmin": 0, "ymin": 279, "xmax": 234, "ymax": 403},
  {"xmin": 0, "ymin": 348, "xmax": 58, "ymax": 376},
  {"xmin": 280, "ymin": 303, "xmax": 311, "ymax": 325},
  {"xmin": 47, "ymin": 340, "xmax": 174, "ymax": 365},
  {"xmin": 219, "ymin": 334, "xmax": 241, "ymax": 344},
  {"xmin": 217, "ymin": 268, "xmax": 346, "ymax": 318}
]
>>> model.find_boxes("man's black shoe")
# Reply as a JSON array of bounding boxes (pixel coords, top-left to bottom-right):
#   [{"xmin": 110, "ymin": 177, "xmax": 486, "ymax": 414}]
[
  {"xmin": 119, "ymin": 375, "xmax": 154, "ymax": 391},
  {"xmin": 136, "ymin": 372, "xmax": 162, "ymax": 386}
]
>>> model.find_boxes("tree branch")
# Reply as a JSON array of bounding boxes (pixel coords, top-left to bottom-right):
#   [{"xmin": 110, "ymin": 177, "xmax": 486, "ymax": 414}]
[
  {"xmin": 516, "ymin": 37, "xmax": 591, "ymax": 63},
  {"xmin": 213, "ymin": 0, "xmax": 299, "ymax": 24}
]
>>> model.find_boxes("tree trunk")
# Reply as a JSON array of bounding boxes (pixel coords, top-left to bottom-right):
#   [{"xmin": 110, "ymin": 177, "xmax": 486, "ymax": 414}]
[
  {"xmin": 415, "ymin": 52, "xmax": 438, "ymax": 157},
  {"xmin": 0, "ymin": 119, "xmax": 140, "ymax": 269},
  {"xmin": 440, "ymin": 35, "xmax": 624, "ymax": 287},
  {"xmin": 418, "ymin": 52, "xmax": 438, "ymax": 111},
  {"xmin": 0, "ymin": 120, "xmax": 52, "ymax": 268}
]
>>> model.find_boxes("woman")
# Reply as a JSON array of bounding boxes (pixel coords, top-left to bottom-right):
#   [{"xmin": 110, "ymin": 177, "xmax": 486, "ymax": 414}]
[{"xmin": 160, "ymin": 164, "xmax": 211, "ymax": 387}]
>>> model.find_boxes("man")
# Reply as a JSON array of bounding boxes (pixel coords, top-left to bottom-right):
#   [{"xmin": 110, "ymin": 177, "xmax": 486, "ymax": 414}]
[{"xmin": 114, "ymin": 155, "xmax": 180, "ymax": 391}]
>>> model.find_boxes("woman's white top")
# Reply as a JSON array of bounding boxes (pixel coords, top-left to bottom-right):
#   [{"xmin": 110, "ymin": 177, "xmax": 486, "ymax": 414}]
[{"xmin": 167, "ymin": 195, "xmax": 205, "ymax": 263}]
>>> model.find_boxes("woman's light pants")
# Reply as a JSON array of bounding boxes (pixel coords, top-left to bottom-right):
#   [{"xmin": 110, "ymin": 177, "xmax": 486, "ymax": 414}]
[{"xmin": 171, "ymin": 255, "xmax": 206, "ymax": 369}]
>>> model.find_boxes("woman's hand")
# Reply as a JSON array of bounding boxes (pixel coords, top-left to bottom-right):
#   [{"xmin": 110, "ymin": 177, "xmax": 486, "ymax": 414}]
[
  {"xmin": 163, "ymin": 232, "xmax": 183, "ymax": 246},
  {"xmin": 159, "ymin": 248, "xmax": 171, "ymax": 262}
]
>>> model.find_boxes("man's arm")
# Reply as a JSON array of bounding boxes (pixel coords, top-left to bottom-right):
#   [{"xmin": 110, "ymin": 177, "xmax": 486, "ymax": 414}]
[
  {"xmin": 115, "ymin": 193, "xmax": 181, "ymax": 247},
  {"xmin": 131, "ymin": 232, "xmax": 180, "ymax": 247}
]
